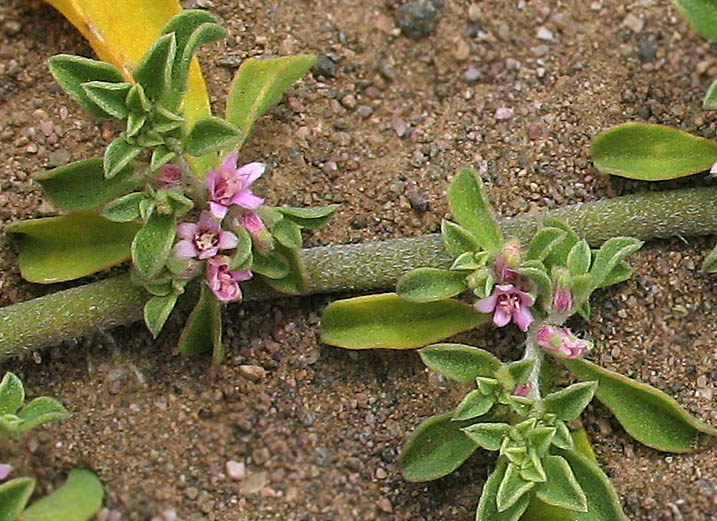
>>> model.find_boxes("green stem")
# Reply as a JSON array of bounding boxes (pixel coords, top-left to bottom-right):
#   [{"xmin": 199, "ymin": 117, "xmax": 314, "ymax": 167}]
[
  {"xmin": 2, "ymin": 186, "xmax": 717, "ymax": 359},
  {"xmin": 522, "ymin": 338, "xmax": 544, "ymax": 400}
]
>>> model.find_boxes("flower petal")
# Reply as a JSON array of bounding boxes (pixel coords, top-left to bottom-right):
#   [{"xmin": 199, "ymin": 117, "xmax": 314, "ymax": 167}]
[
  {"xmin": 177, "ymin": 222, "xmax": 198, "ymax": 240},
  {"xmin": 0, "ymin": 464, "xmax": 12, "ymax": 481},
  {"xmin": 493, "ymin": 308, "xmax": 512, "ymax": 327},
  {"xmin": 199, "ymin": 211, "xmax": 220, "ymax": 231},
  {"xmin": 475, "ymin": 294, "xmax": 498, "ymax": 314},
  {"xmin": 513, "ymin": 306, "xmax": 534, "ymax": 332},
  {"xmin": 174, "ymin": 240, "xmax": 198, "ymax": 259},
  {"xmin": 218, "ymin": 230, "xmax": 239, "ymax": 250},
  {"xmin": 230, "ymin": 269, "xmax": 253, "ymax": 282},
  {"xmin": 237, "ymin": 162, "xmax": 265, "ymax": 185},
  {"xmin": 232, "ymin": 190, "xmax": 264, "ymax": 210},
  {"xmin": 220, "ymin": 151, "xmax": 239, "ymax": 171},
  {"xmin": 209, "ymin": 202, "xmax": 229, "ymax": 220}
]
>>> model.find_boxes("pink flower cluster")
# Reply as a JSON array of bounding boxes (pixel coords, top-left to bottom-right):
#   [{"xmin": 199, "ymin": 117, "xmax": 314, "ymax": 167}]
[
  {"xmin": 172, "ymin": 153, "xmax": 268, "ymax": 302},
  {"xmin": 475, "ymin": 284, "xmax": 535, "ymax": 332},
  {"xmin": 535, "ymin": 325, "xmax": 591, "ymax": 359}
]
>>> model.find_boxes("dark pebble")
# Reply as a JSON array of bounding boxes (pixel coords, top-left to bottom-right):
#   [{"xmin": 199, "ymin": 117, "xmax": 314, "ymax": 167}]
[
  {"xmin": 636, "ymin": 106, "xmax": 651, "ymax": 120},
  {"xmin": 46, "ymin": 149, "xmax": 71, "ymax": 168},
  {"xmin": 351, "ymin": 215, "xmax": 368, "ymax": 229},
  {"xmin": 376, "ymin": 58, "xmax": 396, "ymax": 81},
  {"xmin": 313, "ymin": 55, "xmax": 338, "ymax": 78},
  {"xmin": 216, "ymin": 53, "xmax": 243, "ymax": 68},
  {"xmin": 394, "ymin": 0, "xmax": 444, "ymax": 40},
  {"xmin": 356, "ymin": 105, "xmax": 373, "ymax": 118},
  {"xmin": 407, "ymin": 190, "xmax": 428, "ymax": 213},
  {"xmin": 638, "ymin": 41, "xmax": 658, "ymax": 63}
]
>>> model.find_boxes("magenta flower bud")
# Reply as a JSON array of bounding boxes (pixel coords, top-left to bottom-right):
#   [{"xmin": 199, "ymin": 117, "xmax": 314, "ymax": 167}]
[
  {"xmin": 174, "ymin": 211, "xmax": 239, "ymax": 260},
  {"xmin": 206, "ymin": 152, "xmax": 265, "ymax": 219},
  {"xmin": 493, "ymin": 241, "xmax": 521, "ymax": 283},
  {"xmin": 513, "ymin": 383, "xmax": 531, "ymax": 398},
  {"xmin": 535, "ymin": 325, "xmax": 591, "ymax": 359},
  {"xmin": 475, "ymin": 284, "xmax": 535, "ymax": 332},
  {"xmin": 238, "ymin": 211, "xmax": 273, "ymax": 251},
  {"xmin": 552, "ymin": 287, "xmax": 572, "ymax": 314},
  {"xmin": 205, "ymin": 255, "xmax": 253, "ymax": 302},
  {"xmin": 152, "ymin": 165, "xmax": 183, "ymax": 189}
]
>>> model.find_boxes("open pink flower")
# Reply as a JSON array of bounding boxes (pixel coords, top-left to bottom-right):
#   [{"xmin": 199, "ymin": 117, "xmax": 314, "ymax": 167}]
[
  {"xmin": 205, "ymin": 255, "xmax": 252, "ymax": 302},
  {"xmin": 475, "ymin": 284, "xmax": 535, "ymax": 331},
  {"xmin": 207, "ymin": 152, "xmax": 265, "ymax": 219},
  {"xmin": 536, "ymin": 325, "xmax": 591, "ymax": 359},
  {"xmin": 175, "ymin": 211, "xmax": 238, "ymax": 260},
  {"xmin": 0, "ymin": 464, "xmax": 11, "ymax": 482}
]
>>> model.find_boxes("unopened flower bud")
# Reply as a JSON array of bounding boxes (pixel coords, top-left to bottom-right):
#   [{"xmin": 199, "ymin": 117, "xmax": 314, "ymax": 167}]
[
  {"xmin": 535, "ymin": 325, "xmax": 591, "ymax": 359},
  {"xmin": 494, "ymin": 241, "xmax": 521, "ymax": 283}
]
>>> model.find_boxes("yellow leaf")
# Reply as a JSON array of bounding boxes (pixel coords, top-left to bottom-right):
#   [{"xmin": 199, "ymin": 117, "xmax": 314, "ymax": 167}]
[{"xmin": 43, "ymin": 0, "xmax": 216, "ymax": 174}]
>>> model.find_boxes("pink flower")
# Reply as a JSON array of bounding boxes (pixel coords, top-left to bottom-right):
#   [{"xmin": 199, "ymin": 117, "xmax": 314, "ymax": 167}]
[
  {"xmin": 0, "ymin": 464, "xmax": 11, "ymax": 482},
  {"xmin": 207, "ymin": 152, "xmax": 265, "ymax": 219},
  {"xmin": 552, "ymin": 287, "xmax": 572, "ymax": 314},
  {"xmin": 535, "ymin": 325, "xmax": 591, "ymax": 359},
  {"xmin": 235, "ymin": 211, "xmax": 273, "ymax": 251},
  {"xmin": 475, "ymin": 284, "xmax": 535, "ymax": 331},
  {"xmin": 152, "ymin": 165, "xmax": 183, "ymax": 189},
  {"xmin": 513, "ymin": 383, "xmax": 531, "ymax": 397},
  {"xmin": 205, "ymin": 255, "xmax": 252, "ymax": 302},
  {"xmin": 175, "ymin": 211, "xmax": 238, "ymax": 260}
]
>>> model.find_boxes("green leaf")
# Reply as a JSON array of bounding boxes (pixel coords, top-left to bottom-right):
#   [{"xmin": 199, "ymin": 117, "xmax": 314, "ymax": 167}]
[
  {"xmin": 184, "ymin": 116, "xmax": 240, "ymax": 156},
  {"xmin": 16, "ymin": 397, "xmax": 69, "ymax": 434},
  {"xmin": 276, "ymin": 204, "xmax": 339, "ymax": 229},
  {"xmin": 447, "ymin": 169, "xmax": 501, "ymax": 254},
  {"xmin": 226, "ymin": 54, "xmax": 317, "ymax": 147},
  {"xmin": 476, "ymin": 460, "xmax": 531, "ymax": 521},
  {"xmin": 34, "ymin": 158, "xmax": 140, "ymax": 212},
  {"xmin": 704, "ymin": 79, "xmax": 717, "ymax": 109},
  {"xmin": 497, "ymin": 463, "xmax": 535, "ymax": 512},
  {"xmin": 161, "ymin": 10, "xmax": 227, "ymax": 108},
  {"xmin": 506, "ymin": 359, "xmax": 534, "ymax": 386},
  {"xmin": 534, "ymin": 455, "xmax": 588, "ymax": 512},
  {"xmin": 0, "ymin": 373, "xmax": 24, "ymax": 415},
  {"xmin": 125, "ymin": 83, "xmax": 151, "ymax": 113},
  {"xmin": 703, "ymin": 242, "xmax": 717, "ymax": 273},
  {"xmin": 544, "ymin": 382, "xmax": 598, "ymax": 422},
  {"xmin": 590, "ymin": 237, "xmax": 642, "ymax": 289},
  {"xmin": 102, "ymin": 192, "xmax": 144, "ymax": 222},
  {"xmin": 258, "ymin": 243, "xmax": 308, "ymax": 295},
  {"xmin": 150, "ymin": 146, "xmax": 176, "ymax": 172},
  {"xmin": 591, "ymin": 122, "xmax": 717, "ymax": 180},
  {"xmin": 47, "ymin": 54, "xmax": 125, "ymax": 118},
  {"xmin": 272, "ymin": 219, "xmax": 303, "ymax": 249},
  {"xmin": 564, "ymin": 358, "xmax": 717, "ymax": 452},
  {"xmin": 672, "ymin": 0, "xmax": 717, "ymax": 41},
  {"xmin": 252, "ymin": 249, "xmax": 290, "ymax": 279},
  {"xmin": 104, "ymin": 138, "xmax": 142, "ymax": 179},
  {"xmin": 462, "ymin": 422, "xmax": 511, "ymax": 451},
  {"xmin": 143, "ymin": 292, "xmax": 179, "ymax": 338},
  {"xmin": 399, "ymin": 411, "xmax": 478, "ymax": 482},
  {"xmin": 132, "ymin": 33, "xmax": 176, "ymax": 103},
  {"xmin": 0, "ymin": 477, "xmax": 35, "ymax": 521},
  {"xmin": 527, "ymin": 228, "xmax": 566, "ymax": 262},
  {"xmin": 321, "ymin": 294, "xmax": 488, "ymax": 349},
  {"xmin": 453, "ymin": 390, "xmax": 496, "ymax": 420},
  {"xmin": 541, "ymin": 219, "xmax": 579, "ymax": 270},
  {"xmin": 178, "ymin": 285, "xmax": 223, "ymax": 361},
  {"xmin": 131, "ymin": 212, "xmax": 176, "ymax": 280},
  {"xmin": 21, "ymin": 469, "xmax": 103, "ymax": 521},
  {"xmin": 396, "ymin": 268, "xmax": 467, "ymax": 302},
  {"xmin": 125, "ymin": 112, "xmax": 147, "ymax": 138},
  {"xmin": 81, "ymin": 81, "xmax": 132, "ymax": 119},
  {"xmin": 441, "ymin": 220, "xmax": 481, "ymax": 258},
  {"xmin": 567, "ymin": 240, "xmax": 591, "ymax": 276},
  {"xmin": 419, "ymin": 343, "xmax": 501, "ymax": 383},
  {"xmin": 516, "ymin": 261, "xmax": 552, "ymax": 305},
  {"xmin": 6, "ymin": 214, "xmax": 140, "ymax": 283}
]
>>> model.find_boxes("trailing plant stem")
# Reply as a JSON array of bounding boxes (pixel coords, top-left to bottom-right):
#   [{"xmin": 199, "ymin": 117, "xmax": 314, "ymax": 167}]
[
  {"xmin": 522, "ymin": 337, "xmax": 544, "ymax": 400},
  {"xmin": 3, "ymin": 186, "xmax": 717, "ymax": 358}
]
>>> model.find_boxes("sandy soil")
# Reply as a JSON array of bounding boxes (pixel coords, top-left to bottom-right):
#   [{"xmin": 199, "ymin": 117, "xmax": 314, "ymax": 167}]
[{"xmin": 0, "ymin": 0, "xmax": 715, "ymax": 520}]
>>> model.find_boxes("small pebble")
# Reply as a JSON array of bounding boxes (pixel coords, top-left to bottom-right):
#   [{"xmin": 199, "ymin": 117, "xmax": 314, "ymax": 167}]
[
  {"xmin": 356, "ymin": 105, "xmax": 373, "ymax": 118},
  {"xmin": 313, "ymin": 55, "xmax": 338, "ymax": 78},
  {"xmin": 394, "ymin": 0, "xmax": 444, "ymax": 40},
  {"xmin": 494, "ymin": 107, "xmax": 514, "ymax": 120},
  {"xmin": 391, "ymin": 117, "xmax": 408, "ymax": 137},
  {"xmin": 536, "ymin": 26, "xmax": 554, "ymax": 41},
  {"xmin": 239, "ymin": 365, "xmax": 266, "ymax": 381},
  {"xmin": 623, "ymin": 13, "xmax": 644, "ymax": 33},
  {"xmin": 226, "ymin": 460, "xmax": 246, "ymax": 481},
  {"xmin": 464, "ymin": 67, "xmax": 482, "ymax": 83}
]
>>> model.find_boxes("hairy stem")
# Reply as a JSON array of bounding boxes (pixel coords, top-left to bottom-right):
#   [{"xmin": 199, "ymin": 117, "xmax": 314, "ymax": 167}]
[
  {"xmin": 522, "ymin": 337, "xmax": 545, "ymax": 400},
  {"xmin": 2, "ymin": 186, "xmax": 717, "ymax": 359}
]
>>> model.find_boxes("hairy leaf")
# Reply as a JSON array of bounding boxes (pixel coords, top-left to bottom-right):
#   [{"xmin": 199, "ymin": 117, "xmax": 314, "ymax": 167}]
[
  {"xmin": 564, "ymin": 358, "xmax": 717, "ymax": 452},
  {"xmin": 447, "ymin": 169, "xmax": 501, "ymax": 254},
  {"xmin": 0, "ymin": 477, "xmax": 35, "ymax": 521},
  {"xmin": 541, "ymin": 219, "xmax": 579, "ymax": 270},
  {"xmin": 0, "ymin": 373, "xmax": 24, "ymax": 415},
  {"xmin": 589, "ymin": 237, "xmax": 642, "ymax": 290},
  {"xmin": 672, "ymin": 0, "xmax": 717, "ymax": 41},
  {"xmin": 591, "ymin": 122, "xmax": 717, "ymax": 180},
  {"xmin": 441, "ymin": 220, "xmax": 481, "ymax": 258},
  {"xmin": 272, "ymin": 219, "xmax": 303, "ymax": 249},
  {"xmin": 184, "ymin": 116, "xmax": 240, "ymax": 156},
  {"xmin": 178, "ymin": 285, "xmax": 223, "ymax": 362},
  {"xmin": 252, "ymin": 249, "xmax": 290, "ymax": 279},
  {"xmin": 399, "ymin": 411, "xmax": 478, "ymax": 482},
  {"xmin": 453, "ymin": 390, "xmax": 496, "ymax": 421},
  {"xmin": 419, "ymin": 343, "xmax": 501, "ymax": 383},
  {"xmin": 34, "ymin": 158, "xmax": 140, "ymax": 212},
  {"xmin": 258, "ymin": 243, "xmax": 308, "ymax": 295},
  {"xmin": 462, "ymin": 422, "xmax": 511, "ymax": 451},
  {"xmin": 543, "ymin": 382, "xmax": 598, "ymax": 422},
  {"xmin": 226, "ymin": 54, "xmax": 317, "ymax": 147},
  {"xmin": 397, "ymin": 268, "xmax": 467, "ymax": 302},
  {"xmin": 276, "ymin": 204, "xmax": 339, "ymax": 229},
  {"xmin": 702, "ymin": 242, "xmax": 717, "ymax": 273},
  {"xmin": 133, "ymin": 33, "xmax": 176, "ymax": 103},
  {"xmin": 144, "ymin": 292, "xmax": 179, "ymax": 338},
  {"xmin": 534, "ymin": 455, "xmax": 588, "ymax": 512},
  {"xmin": 7, "ymin": 214, "xmax": 140, "ymax": 283},
  {"xmin": 321, "ymin": 294, "xmax": 488, "ymax": 349},
  {"xmin": 21, "ymin": 469, "xmax": 104, "ymax": 521},
  {"xmin": 104, "ymin": 138, "xmax": 142, "ymax": 179},
  {"xmin": 567, "ymin": 240, "xmax": 591, "ymax": 276},
  {"xmin": 497, "ymin": 463, "xmax": 535, "ymax": 512},
  {"xmin": 476, "ymin": 460, "xmax": 531, "ymax": 521},
  {"xmin": 16, "ymin": 397, "xmax": 69, "ymax": 434},
  {"xmin": 81, "ymin": 81, "xmax": 132, "ymax": 119},
  {"xmin": 527, "ymin": 228, "xmax": 566, "ymax": 262},
  {"xmin": 131, "ymin": 212, "xmax": 176, "ymax": 280}
]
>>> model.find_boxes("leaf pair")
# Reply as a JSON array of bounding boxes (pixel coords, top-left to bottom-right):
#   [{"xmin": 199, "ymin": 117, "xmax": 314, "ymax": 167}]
[{"xmin": 0, "ymin": 373, "xmax": 69, "ymax": 438}]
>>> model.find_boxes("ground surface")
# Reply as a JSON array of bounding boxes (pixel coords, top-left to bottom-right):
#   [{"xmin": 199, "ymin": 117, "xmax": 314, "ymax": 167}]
[{"xmin": 0, "ymin": 0, "xmax": 716, "ymax": 520}]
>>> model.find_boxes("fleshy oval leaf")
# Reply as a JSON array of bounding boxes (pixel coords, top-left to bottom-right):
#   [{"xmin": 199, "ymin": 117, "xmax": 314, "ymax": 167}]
[
  {"xmin": 672, "ymin": 0, "xmax": 717, "ymax": 41},
  {"xmin": 17, "ymin": 396, "xmax": 69, "ymax": 434},
  {"xmin": 564, "ymin": 358, "xmax": 717, "ymax": 452},
  {"xmin": 399, "ymin": 411, "xmax": 478, "ymax": 482},
  {"xmin": 419, "ymin": 343, "xmax": 501, "ymax": 383},
  {"xmin": 226, "ymin": 54, "xmax": 317, "ymax": 148},
  {"xmin": 0, "ymin": 373, "xmax": 24, "ymax": 415},
  {"xmin": 396, "ymin": 268, "xmax": 467, "ymax": 303},
  {"xmin": 6, "ymin": 214, "xmax": 140, "ymax": 283},
  {"xmin": 591, "ymin": 122, "xmax": 717, "ymax": 180},
  {"xmin": 178, "ymin": 285, "xmax": 223, "ymax": 363},
  {"xmin": 21, "ymin": 469, "xmax": 104, "ymax": 521},
  {"xmin": 447, "ymin": 169, "xmax": 502, "ymax": 254},
  {"xmin": 131, "ymin": 212, "xmax": 176, "ymax": 280},
  {"xmin": 543, "ymin": 381, "xmax": 598, "ymax": 422},
  {"xmin": 0, "ymin": 477, "xmax": 35, "ymax": 521},
  {"xmin": 321, "ymin": 294, "xmax": 488, "ymax": 350},
  {"xmin": 476, "ymin": 460, "xmax": 531, "ymax": 521}
]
